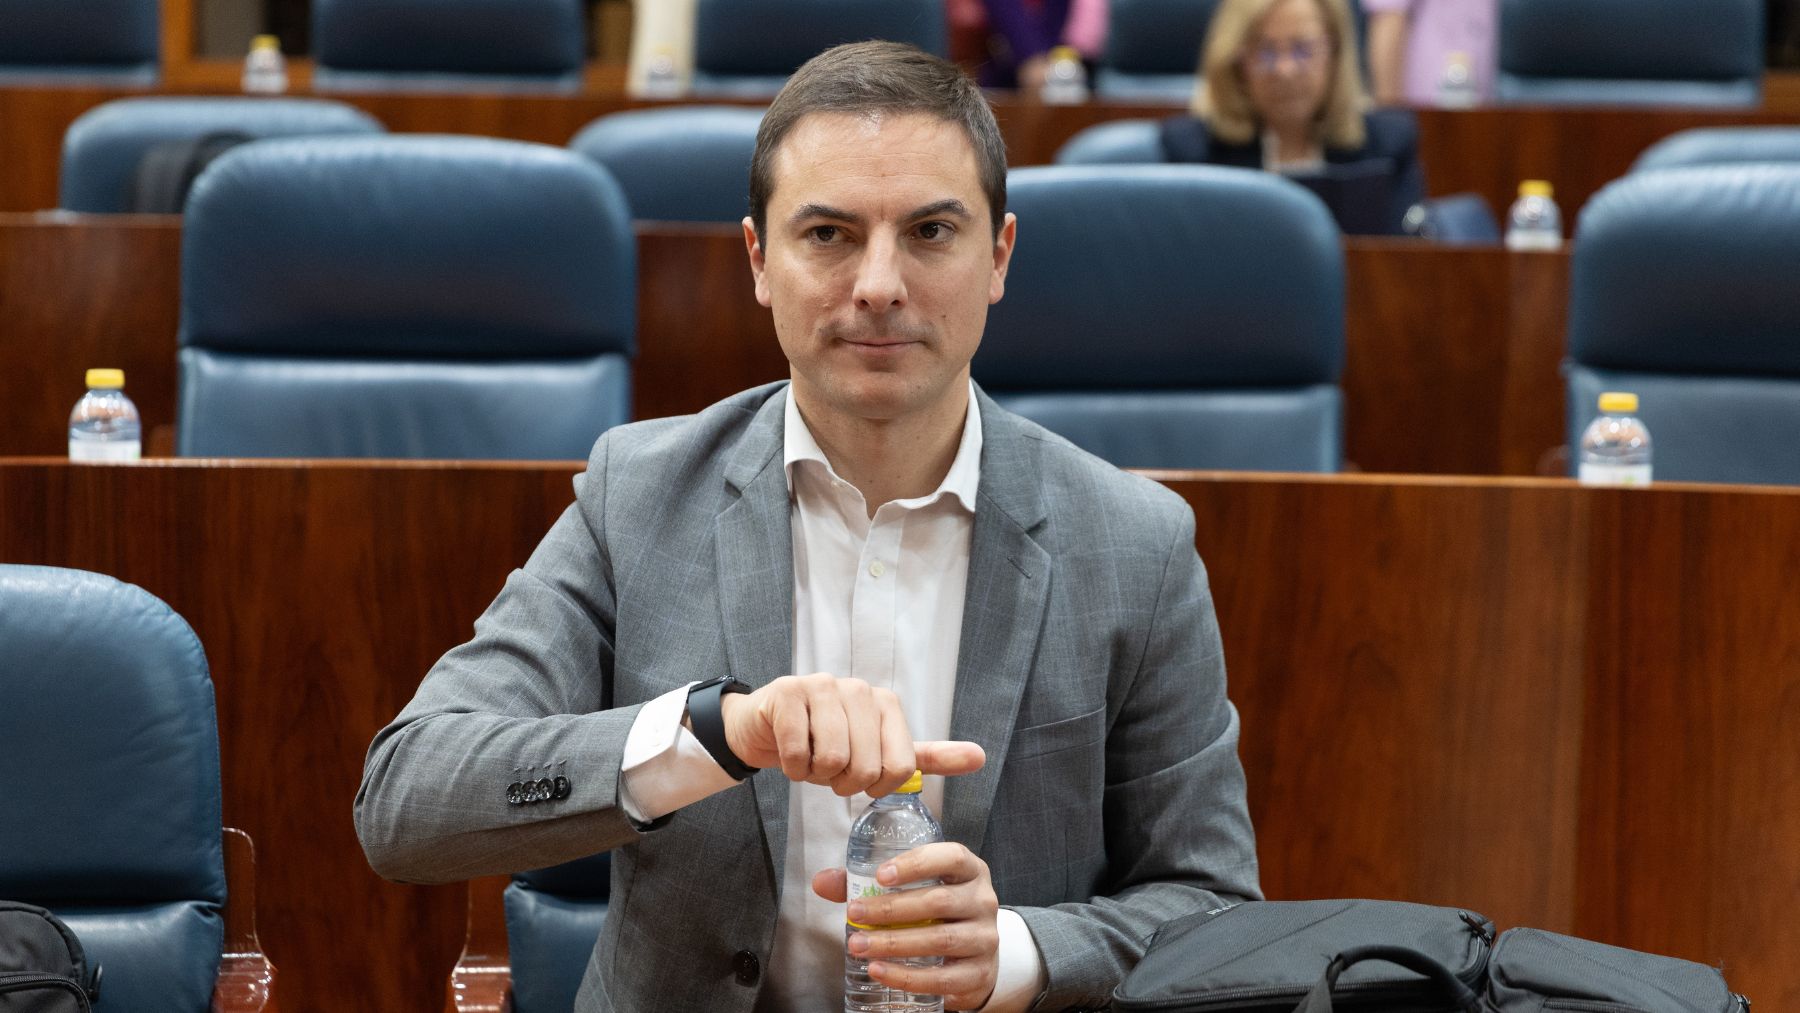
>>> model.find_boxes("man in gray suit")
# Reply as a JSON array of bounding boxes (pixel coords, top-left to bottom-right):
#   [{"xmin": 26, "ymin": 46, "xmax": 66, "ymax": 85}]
[{"xmin": 355, "ymin": 41, "xmax": 1260, "ymax": 1012}]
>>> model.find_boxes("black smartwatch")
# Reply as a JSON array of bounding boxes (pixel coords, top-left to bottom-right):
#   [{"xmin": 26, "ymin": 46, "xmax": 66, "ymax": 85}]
[{"xmin": 686, "ymin": 676, "xmax": 759, "ymax": 781}]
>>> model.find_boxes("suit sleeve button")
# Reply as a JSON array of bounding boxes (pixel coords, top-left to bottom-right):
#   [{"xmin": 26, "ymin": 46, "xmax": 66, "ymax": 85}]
[
  {"xmin": 552, "ymin": 775, "xmax": 572, "ymax": 800},
  {"xmin": 732, "ymin": 950, "xmax": 760, "ymax": 986},
  {"xmin": 506, "ymin": 782, "xmax": 524, "ymax": 805}
]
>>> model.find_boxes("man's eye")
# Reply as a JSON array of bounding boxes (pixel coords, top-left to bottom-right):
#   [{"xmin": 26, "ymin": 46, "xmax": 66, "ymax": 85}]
[
  {"xmin": 917, "ymin": 221, "xmax": 954, "ymax": 241},
  {"xmin": 808, "ymin": 225, "xmax": 839, "ymax": 243}
]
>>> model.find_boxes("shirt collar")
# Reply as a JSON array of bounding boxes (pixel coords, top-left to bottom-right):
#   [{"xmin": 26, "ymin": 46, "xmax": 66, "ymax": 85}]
[{"xmin": 782, "ymin": 380, "xmax": 982, "ymax": 514}]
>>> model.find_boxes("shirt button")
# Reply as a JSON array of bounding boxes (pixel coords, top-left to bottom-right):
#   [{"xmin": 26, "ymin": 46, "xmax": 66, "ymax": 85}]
[{"xmin": 869, "ymin": 560, "xmax": 885, "ymax": 578}]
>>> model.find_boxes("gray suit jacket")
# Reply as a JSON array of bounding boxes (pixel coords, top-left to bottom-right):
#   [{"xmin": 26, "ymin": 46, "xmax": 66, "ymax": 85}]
[{"xmin": 355, "ymin": 383, "xmax": 1260, "ymax": 1011}]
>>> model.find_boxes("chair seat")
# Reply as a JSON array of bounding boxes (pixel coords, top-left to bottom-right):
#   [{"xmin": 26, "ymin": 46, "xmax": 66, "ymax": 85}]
[
  {"xmin": 59, "ymin": 902, "xmax": 223, "ymax": 1013},
  {"xmin": 504, "ymin": 885, "xmax": 607, "ymax": 1013},
  {"xmin": 994, "ymin": 388, "xmax": 1341, "ymax": 472}
]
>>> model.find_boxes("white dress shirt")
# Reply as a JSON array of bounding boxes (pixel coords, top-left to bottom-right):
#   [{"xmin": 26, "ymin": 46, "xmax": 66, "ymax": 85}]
[{"xmin": 615, "ymin": 384, "xmax": 1047, "ymax": 1011}]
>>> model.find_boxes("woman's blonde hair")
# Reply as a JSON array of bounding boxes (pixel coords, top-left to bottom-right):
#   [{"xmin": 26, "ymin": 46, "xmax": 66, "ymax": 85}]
[{"xmin": 1192, "ymin": 0, "xmax": 1367, "ymax": 149}]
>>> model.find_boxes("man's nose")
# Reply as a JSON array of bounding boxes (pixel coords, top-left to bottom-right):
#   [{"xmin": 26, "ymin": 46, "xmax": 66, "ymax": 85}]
[{"xmin": 852, "ymin": 234, "xmax": 907, "ymax": 311}]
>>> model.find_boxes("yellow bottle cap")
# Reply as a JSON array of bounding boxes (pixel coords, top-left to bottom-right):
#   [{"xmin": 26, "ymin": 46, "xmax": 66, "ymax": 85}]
[
  {"xmin": 1050, "ymin": 45, "xmax": 1081, "ymax": 61},
  {"xmin": 252, "ymin": 34, "xmax": 280, "ymax": 51},
  {"xmin": 85, "ymin": 368, "xmax": 125, "ymax": 389},
  {"xmin": 1519, "ymin": 180, "xmax": 1554, "ymax": 198},
  {"xmin": 898, "ymin": 770, "xmax": 923, "ymax": 794},
  {"xmin": 1598, "ymin": 391, "xmax": 1638, "ymax": 414}
]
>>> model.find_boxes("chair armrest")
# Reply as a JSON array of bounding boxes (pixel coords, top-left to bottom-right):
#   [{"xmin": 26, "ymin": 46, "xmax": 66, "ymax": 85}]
[
  {"xmin": 212, "ymin": 827, "xmax": 279, "ymax": 1013},
  {"xmin": 446, "ymin": 875, "xmax": 513, "ymax": 1013}
]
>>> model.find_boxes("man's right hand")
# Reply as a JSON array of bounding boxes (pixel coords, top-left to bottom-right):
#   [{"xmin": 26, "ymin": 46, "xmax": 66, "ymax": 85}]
[{"xmin": 718, "ymin": 674, "xmax": 986, "ymax": 797}]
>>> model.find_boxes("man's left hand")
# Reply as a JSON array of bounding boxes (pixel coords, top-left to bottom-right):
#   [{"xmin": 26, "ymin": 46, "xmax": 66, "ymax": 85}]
[{"xmin": 813, "ymin": 842, "xmax": 1000, "ymax": 1010}]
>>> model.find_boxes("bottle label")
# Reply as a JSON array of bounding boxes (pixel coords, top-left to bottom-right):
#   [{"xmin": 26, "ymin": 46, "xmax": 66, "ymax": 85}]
[
  {"xmin": 845, "ymin": 872, "xmax": 939, "ymax": 931},
  {"xmin": 1579, "ymin": 463, "xmax": 1652, "ymax": 487},
  {"xmin": 69, "ymin": 440, "xmax": 141, "ymax": 463}
]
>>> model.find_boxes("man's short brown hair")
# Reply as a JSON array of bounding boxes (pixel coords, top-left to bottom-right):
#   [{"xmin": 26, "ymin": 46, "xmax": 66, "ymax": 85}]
[{"xmin": 749, "ymin": 41, "xmax": 1008, "ymax": 244}]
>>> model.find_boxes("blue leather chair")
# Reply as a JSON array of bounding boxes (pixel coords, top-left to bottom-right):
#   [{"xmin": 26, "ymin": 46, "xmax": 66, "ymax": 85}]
[
  {"xmin": 1498, "ymin": 0, "xmax": 1763, "ymax": 107},
  {"xmin": 59, "ymin": 97, "xmax": 384, "ymax": 213},
  {"xmin": 0, "ymin": 0, "xmax": 157, "ymax": 84},
  {"xmin": 0, "ymin": 565, "xmax": 224, "ymax": 1012},
  {"xmin": 690, "ymin": 0, "xmax": 946, "ymax": 98},
  {"xmin": 177, "ymin": 135, "xmax": 636, "ymax": 459},
  {"xmin": 978, "ymin": 165, "xmax": 1344, "ymax": 471},
  {"xmin": 1053, "ymin": 119, "xmax": 1164, "ymax": 164},
  {"xmin": 1567, "ymin": 164, "xmax": 1800, "ymax": 485},
  {"xmin": 1095, "ymin": 0, "xmax": 1218, "ymax": 103},
  {"xmin": 569, "ymin": 106, "xmax": 762, "ymax": 222},
  {"xmin": 1400, "ymin": 192, "xmax": 1501, "ymax": 244},
  {"xmin": 311, "ymin": 0, "xmax": 585, "ymax": 92},
  {"xmin": 1633, "ymin": 127, "xmax": 1800, "ymax": 173},
  {"xmin": 503, "ymin": 854, "xmax": 611, "ymax": 1013}
]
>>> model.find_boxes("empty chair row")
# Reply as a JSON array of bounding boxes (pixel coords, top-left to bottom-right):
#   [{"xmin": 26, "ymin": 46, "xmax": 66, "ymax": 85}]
[{"xmin": 48, "ymin": 118, "xmax": 1800, "ymax": 484}]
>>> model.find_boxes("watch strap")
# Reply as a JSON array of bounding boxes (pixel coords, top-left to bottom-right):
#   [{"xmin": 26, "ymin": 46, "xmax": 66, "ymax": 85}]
[{"xmin": 687, "ymin": 677, "xmax": 758, "ymax": 781}]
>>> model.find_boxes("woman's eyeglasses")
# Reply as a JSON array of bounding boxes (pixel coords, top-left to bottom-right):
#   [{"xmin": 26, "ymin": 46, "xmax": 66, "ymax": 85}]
[{"xmin": 1243, "ymin": 38, "xmax": 1329, "ymax": 73}]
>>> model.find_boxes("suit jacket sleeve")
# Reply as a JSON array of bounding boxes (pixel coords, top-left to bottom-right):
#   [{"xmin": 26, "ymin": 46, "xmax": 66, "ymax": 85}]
[
  {"xmin": 1015, "ymin": 504, "xmax": 1262, "ymax": 1010},
  {"xmin": 354, "ymin": 432, "xmax": 654, "ymax": 883}
]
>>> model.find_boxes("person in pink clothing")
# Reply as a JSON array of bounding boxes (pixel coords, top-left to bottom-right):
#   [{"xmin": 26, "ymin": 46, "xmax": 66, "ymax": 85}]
[{"xmin": 1361, "ymin": 0, "xmax": 1497, "ymax": 107}]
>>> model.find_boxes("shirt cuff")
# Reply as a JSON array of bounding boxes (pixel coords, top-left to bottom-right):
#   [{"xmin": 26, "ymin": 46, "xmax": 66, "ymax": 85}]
[
  {"xmin": 977, "ymin": 908, "xmax": 1047, "ymax": 1013},
  {"xmin": 618, "ymin": 682, "xmax": 745, "ymax": 823}
]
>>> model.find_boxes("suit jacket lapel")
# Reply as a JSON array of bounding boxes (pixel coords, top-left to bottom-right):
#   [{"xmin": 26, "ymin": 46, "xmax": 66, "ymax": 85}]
[
  {"xmin": 942, "ymin": 389, "xmax": 1052, "ymax": 857},
  {"xmin": 715, "ymin": 387, "xmax": 796, "ymax": 888}
]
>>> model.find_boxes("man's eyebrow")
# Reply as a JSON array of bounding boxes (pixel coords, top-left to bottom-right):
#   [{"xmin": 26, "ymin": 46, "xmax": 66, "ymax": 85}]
[
  {"xmin": 789, "ymin": 203, "xmax": 863, "ymax": 227},
  {"xmin": 906, "ymin": 199, "xmax": 974, "ymax": 222}
]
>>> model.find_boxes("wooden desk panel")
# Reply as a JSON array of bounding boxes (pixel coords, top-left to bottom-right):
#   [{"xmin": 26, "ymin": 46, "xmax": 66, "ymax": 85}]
[
  {"xmin": 3, "ymin": 462, "xmax": 1795, "ymax": 1008},
  {"xmin": 0, "ymin": 215, "xmax": 1570, "ymax": 476},
  {"xmin": 6, "ymin": 78, "xmax": 1800, "ymax": 220}
]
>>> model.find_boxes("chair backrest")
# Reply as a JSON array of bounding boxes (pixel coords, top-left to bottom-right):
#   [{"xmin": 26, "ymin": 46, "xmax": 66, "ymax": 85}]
[
  {"xmin": 1567, "ymin": 164, "xmax": 1800, "ymax": 485},
  {"xmin": 978, "ymin": 164, "xmax": 1344, "ymax": 471},
  {"xmin": 0, "ymin": 0, "xmax": 158, "ymax": 83},
  {"xmin": 1498, "ymin": 0, "xmax": 1763, "ymax": 107},
  {"xmin": 569, "ymin": 106, "xmax": 762, "ymax": 222},
  {"xmin": 1096, "ymin": 0, "xmax": 1219, "ymax": 103},
  {"xmin": 1053, "ymin": 119, "xmax": 1164, "ymax": 165},
  {"xmin": 177, "ymin": 135, "xmax": 636, "ymax": 459},
  {"xmin": 59, "ymin": 97, "xmax": 384, "ymax": 213},
  {"xmin": 504, "ymin": 853, "xmax": 611, "ymax": 1013},
  {"xmin": 311, "ymin": 0, "xmax": 585, "ymax": 91},
  {"xmin": 690, "ymin": 0, "xmax": 946, "ymax": 98},
  {"xmin": 1633, "ymin": 126, "xmax": 1800, "ymax": 173},
  {"xmin": 0, "ymin": 564, "xmax": 225, "ymax": 1013}
]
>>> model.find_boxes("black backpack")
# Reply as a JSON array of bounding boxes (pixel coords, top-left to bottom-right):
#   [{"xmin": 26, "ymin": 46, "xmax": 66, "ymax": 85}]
[
  {"xmin": 126, "ymin": 131, "xmax": 255, "ymax": 214},
  {"xmin": 1113, "ymin": 899, "xmax": 1749, "ymax": 1013},
  {"xmin": 0, "ymin": 901, "xmax": 101, "ymax": 1013}
]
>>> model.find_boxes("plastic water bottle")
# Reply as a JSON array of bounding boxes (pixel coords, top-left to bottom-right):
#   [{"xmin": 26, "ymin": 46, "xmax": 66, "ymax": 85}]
[
  {"xmin": 1437, "ymin": 50, "xmax": 1477, "ymax": 108},
  {"xmin": 1505, "ymin": 180, "xmax": 1562, "ymax": 251},
  {"xmin": 1578, "ymin": 391, "xmax": 1652, "ymax": 487},
  {"xmin": 242, "ymin": 34, "xmax": 288, "ymax": 94},
  {"xmin": 845, "ymin": 771, "xmax": 944, "ymax": 1013},
  {"xmin": 68, "ymin": 369, "xmax": 142, "ymax": 463},
  {"xmin": 639, "ymin": 45, "xmax": 684, "ymax": 99},
  {"xmin": 1040, "ymin": 45, "xmax": 1090, "ymax": 105}
]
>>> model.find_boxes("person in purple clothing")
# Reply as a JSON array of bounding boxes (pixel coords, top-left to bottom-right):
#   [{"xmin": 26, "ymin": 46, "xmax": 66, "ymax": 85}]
[
  {"xmin": 972, "ymin": 0, "xmax": 1108, "ymax": 88},
  {"xmin": 1361, "ymin": 0, "xmax": 1497, "ymax": 107}
]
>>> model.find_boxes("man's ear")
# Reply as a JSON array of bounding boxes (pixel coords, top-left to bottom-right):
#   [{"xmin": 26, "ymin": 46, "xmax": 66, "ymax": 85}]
[
  {"xmin": 744, "ymin": 217, "xmax": 773, "ymax": 308},
  {"xmin": 989, "ymin": 211, "xmax": 1018, "ymax": 305}
]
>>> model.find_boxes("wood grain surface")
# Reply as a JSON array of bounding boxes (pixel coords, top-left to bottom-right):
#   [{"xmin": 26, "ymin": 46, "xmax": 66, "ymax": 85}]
[
  {"xmin": 3, "ymin": 461, "xmax": 1796, "ymax": 1008},
  {"xmin": 0, "ymin": 216, "xmax": 1570, "ymax": 476}
]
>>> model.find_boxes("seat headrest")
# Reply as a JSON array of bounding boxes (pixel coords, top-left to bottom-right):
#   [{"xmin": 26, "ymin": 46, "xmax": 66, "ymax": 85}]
[
  {"xmin": 1571, "ymin": 164, "xmax": 1800, "ymax": 376},
  {"xmin": 1500, "ymin": 0, "xmax": 1761, "ymax": 80},
  {"xmin": 978, "ymin": 165, "xmax": 1344, "ymax": 389},
  {"xmin": 312, "ymin": 0, "xmax": 584, "ymax": 75},
  {"xmin": 1104, "ymin": 0, "xmax": 1220, "ymax": 75},
  {"xmin": 60, "ymin": 97, "xmax": 384, "ymax": 213},
  {"xmin": 0, "ymin": 565, "xmax": 224, "ymax": 904},
  {"xmin": 1054, "ymin": 119, "xmax": 1164, "ymax": 166},
  {"xmin": 694, "ymin": 0, "xmax": 946, "ymax": 76},
  {"xmin": 0, "ymin": 0, "xmax": 158, "ymax": 65},
  {"xmin": 569, "ymin": 106, "xmax": 763, "ymax": 222},
  {"xmin": 180, "ymin": 135, "xmax": 635, "ymax": 359},
  {"xmin": 1633, "ymin": 127, "xmax": 1800, "ymax": 174}
]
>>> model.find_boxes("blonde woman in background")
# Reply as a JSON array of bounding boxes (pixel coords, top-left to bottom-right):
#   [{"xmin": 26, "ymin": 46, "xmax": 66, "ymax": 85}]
[{"xmin": 1157, "ymin": 0, "xmax": 1424, "ymax": 234}]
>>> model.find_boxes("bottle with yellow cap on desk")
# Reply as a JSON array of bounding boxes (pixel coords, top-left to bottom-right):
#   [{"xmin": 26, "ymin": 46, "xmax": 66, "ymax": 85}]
[
  {"xmin": 68, "ymin": 368, "xmax": 141, "ymax": 463},
  {"xmin": 1578, "ymin": 391, "xmax": 1653, "ymax": 487},
  {"xmin": 1505, "ymin": 179, "xmax": 1562, "ymax": 251}
]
